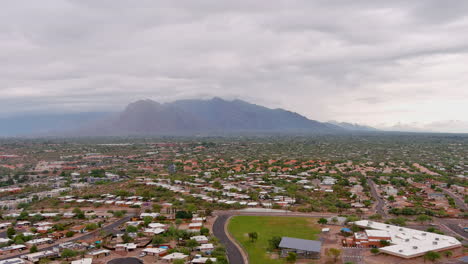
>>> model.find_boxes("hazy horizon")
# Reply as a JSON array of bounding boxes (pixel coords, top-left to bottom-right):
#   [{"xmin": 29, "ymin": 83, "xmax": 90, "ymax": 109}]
[{"xmin": 1, "ymin": 1, "xmax": 468, "ymax": 133}]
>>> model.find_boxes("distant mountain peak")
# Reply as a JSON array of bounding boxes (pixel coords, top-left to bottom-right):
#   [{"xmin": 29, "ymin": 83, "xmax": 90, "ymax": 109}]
[
  {"xmin": 85, "ymin": 98, "xmax": 344, "ymax": 135},
  {"xmin": 328, "ymin": 121, "xmax": 378, "ymax": 131}
]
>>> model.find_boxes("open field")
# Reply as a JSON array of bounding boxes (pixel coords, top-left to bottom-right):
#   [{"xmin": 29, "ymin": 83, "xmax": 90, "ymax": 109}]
[{"xmin": 228, "ymin": 216, "xmax": 320, "ymax": 264}]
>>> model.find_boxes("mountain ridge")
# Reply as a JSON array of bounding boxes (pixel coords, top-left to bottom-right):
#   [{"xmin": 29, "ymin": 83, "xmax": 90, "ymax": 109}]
[
  {"xmin": 0, "ymin": 98, "xmax": 381, "ymax": 136},
  {"xmin": 87, "ymin": 97, "xmax": 344, "ymax": 135}
]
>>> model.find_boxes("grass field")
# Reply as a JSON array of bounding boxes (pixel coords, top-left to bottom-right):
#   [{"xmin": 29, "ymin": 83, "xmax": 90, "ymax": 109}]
[{"xmin": 228, "ymin": 216, "xmax": 320, "ymax": 264}]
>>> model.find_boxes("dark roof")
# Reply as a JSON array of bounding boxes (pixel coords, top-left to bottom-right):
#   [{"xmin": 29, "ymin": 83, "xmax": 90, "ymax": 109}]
[
  {"xmin": 279, "ymin": 237, "xmax": 322, "ymax": 252},
  {"xmin": 460, "ymin": 256, "xmax": 468, "ymax": 263},
  {"xmin": 107, "ymin": 258, "xmax": 143, "ymax": 264}
]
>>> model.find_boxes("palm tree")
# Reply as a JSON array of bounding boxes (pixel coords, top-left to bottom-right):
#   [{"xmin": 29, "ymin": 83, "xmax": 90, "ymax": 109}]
[{"xmin": 248, "ymin": 232, "xmax": 258, "ymax": 243}]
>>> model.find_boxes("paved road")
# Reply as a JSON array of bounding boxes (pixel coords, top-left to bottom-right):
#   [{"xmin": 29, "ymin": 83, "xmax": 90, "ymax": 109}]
[
  {"xmin": 367, "ymin": 178, "xmax": 387, "ymax": 217},
  {"xmin": 436, "ymin": 218, "xmax": 468, "ymax": 240},
  {"xmin": 442, "ymin": 189, "xmax": 467, "ymax": 211},
  {"xmin": 213, "ymin": 214, "xmax": 245, "ymax": 264},
  {"xmin": 0, "ymin": 214, "xmax": 133, "ymax": 261}
]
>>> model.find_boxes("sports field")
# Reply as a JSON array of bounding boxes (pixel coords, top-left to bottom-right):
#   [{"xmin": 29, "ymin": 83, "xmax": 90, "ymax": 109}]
[{"xmin": 228, "ymin": 216, "xmax": 320, "ymax": 264}]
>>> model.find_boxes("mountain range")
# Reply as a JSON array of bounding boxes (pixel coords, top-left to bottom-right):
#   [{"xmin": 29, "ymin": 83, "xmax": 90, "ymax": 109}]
[{"xmin": 0, "ymin": 98, "xmax": 377, "ymax": 136}]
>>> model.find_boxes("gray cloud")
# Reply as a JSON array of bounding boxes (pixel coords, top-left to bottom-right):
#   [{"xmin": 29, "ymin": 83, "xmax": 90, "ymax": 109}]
[{"xmin": 1, "ymin": 0, "xmax": 468, "ymax": 131}]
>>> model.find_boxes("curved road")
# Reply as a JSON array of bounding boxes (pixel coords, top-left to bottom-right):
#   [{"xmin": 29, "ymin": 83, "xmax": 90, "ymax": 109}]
[{"xmin": 213, "ymin": 214, "xmax": 245, "ymax": 264}]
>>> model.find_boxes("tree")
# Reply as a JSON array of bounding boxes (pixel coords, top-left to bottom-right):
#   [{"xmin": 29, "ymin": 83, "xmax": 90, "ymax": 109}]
[
  {"xmin": 65, "ymin": 231, "xmax": 75, "ymax": 238},
  {"xmin": 113, "ymin": 210, "xmax": 125, "ymax": 218},
  {"xmin": 200, "ymin": 227, "xmax": 209, "ymax": 236},
  {"xmin": 13, "ymin": 236, "xmax": 24, "ymax": 245},
  {"xmin": 61, "ymin": 248, "xmax": 78, "ymax": 259},
  {"xmin": 369, "ymin": 214, "xmax": 383, "ymax": 220},
  {"xmin": 126, "ymin": 225, "xmax": 138, "ymax": 233},
  {"xmin": 186, "ymin": 239, "xmax": 199, "ymax": 251},
  {"xmin": 213, "ymin": 181, "xmax": 222, "ymax": 189},
  {"xmin": 326, "ymin": 248, "xmax": 341, "ymax": 262},
  {"xmin": 318, "ymin": 218, "xmax": 328, "ymax": 225},
  {"xmin": 248, "ymin": 232, "xmax": 258, "ymax": 243},
  {"xmin": 416, "ymin": 215, "xmax": 432, "ymax": 223},
  {"xmin": 73, "ymin": 208, "xmax": 85, "ymax": 219},
  {"xmin": 30, "ymin": 245, "xmax": 38, "ymax": 253},
  {"xmin": 122, "ymin": 232, "xmax": 133, "ymax": 243},
  {"xmin": 143, "ymin": 216, "xmax": 152, "ymax": 227},
  {"xmin": 380, "ymin": 240, "xmax": 391, "ymax": 246},
  {"xmin": 152, "ymin": 235, "xmax": 164, "ymax": 246},
  {"xmin": 286, "ymin": 252, "xmax": 297, "ymax": 263},
  {"xmin": 38, "ymin": 259, "xmax": 50, "ymax": 264},
  {"xmin": 85, "ymin": 223, "xmax": 98, "ymax": 231},
  {"xmin": 175, "ymin": 211, "xmax": 192, "ymax": 219},
  {"xmin": 424, "ymin": 251, "xmax": 441, "ymax": 262},
  {"xmin": 268, "ymin": 236, "xmax": 282, "ymax": 250},
  {"xmin": 444, "ymin": 251, "xmax": 453, "ymax": 258},
  {"xmin": 370, "ymin": 248, "xmax": 380, "ymax": 255},
  {"xmin": 152, "ymin": 204, "xmax": 162, "ymax": 213},
  {"xmin": 6, "ymin": 227, "xmax": 16, "ymax": 238}
]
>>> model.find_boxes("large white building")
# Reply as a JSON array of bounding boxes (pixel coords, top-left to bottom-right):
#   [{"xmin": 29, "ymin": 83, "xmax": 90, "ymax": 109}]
[{"xmin": 353, "ymin": 220, "xmax": 462, "ymax": 258}]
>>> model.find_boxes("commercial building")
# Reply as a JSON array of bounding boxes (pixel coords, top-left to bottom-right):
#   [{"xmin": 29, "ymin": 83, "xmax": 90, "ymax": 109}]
[{"xmin": 352, "ymin": 220, "xmax": 461, "ymax": 258}]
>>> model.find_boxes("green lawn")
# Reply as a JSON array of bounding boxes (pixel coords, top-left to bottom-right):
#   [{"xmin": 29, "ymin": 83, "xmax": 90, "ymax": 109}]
[{"xmin": 228, "ymin": 216, "xmax": 320, "ymax": 264}]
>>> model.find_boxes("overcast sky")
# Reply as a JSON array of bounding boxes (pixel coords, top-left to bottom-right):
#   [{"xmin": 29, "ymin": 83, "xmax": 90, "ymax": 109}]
[{"xmin": 1, "ymin": 0, "xmax": 468, "ymax": 132}]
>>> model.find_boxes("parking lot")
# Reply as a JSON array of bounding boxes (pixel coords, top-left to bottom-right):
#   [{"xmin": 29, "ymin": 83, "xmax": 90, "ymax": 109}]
[{"xmin": 342, "ymin": 247, "xmax": 365, "ymax": 264}]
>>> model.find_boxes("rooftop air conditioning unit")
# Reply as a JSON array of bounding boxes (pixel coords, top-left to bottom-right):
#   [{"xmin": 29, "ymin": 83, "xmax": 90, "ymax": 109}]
[
  {"xmin": 413, "ymin": 246, "xmax": 418, "ymax": 249},
  {"xmin": 433, "ymin": 242, "xmax": 438, "ymax": 245},
  {"xmin": 405, "ymin": 239, "xmax": 410, "ymax": 242},
  {"xmin": 435, "ymin": 238, "xmax": 439, "ymax": 241}
]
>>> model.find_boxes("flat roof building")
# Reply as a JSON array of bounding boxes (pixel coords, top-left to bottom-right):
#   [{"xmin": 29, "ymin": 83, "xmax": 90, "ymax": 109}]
[
  {"xmin": 353, "ymin": 220, "xmax": 461, "ymax": 258},
  {"xmin": 279, "ymin": 237, "xmax": 322, "ymax": 259}
]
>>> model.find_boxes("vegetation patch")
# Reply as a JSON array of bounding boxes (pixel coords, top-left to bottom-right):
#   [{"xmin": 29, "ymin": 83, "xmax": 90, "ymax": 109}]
[{"xmin": 228, "ymin": 216, "xmax": 320, "ymax": 264}]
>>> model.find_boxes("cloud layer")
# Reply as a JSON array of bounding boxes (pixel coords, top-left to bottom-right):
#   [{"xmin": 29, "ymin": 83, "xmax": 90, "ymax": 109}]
[{"xmin": 1, "ymin": 1, "xmax": 468, "ymax": 131}]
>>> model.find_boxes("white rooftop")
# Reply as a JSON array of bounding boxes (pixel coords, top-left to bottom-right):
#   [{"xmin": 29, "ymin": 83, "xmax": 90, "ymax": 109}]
[
  {"xmin": 365, "ymin": 229, "xmax": 390, "ymax": 238},
  {"xmin": 71, "ymin": 258, "xmax": 92, "ymax": 264},
  {"xmin": 191, "ymin": 257, "xmax": 217, "ymax": 263},
  {"xmin": 353, "ymin": 220, "xmax": 461, "ymax": 258},
  {"xmin": 191, "ymin": 235, "xmax": 209, "ymax": 242},
  {"xmin": 162, "ymin": 252, "xmax": 188, "ymax": 260},
  {"xmin": 142, "ymin": 247, "xmax": 167, "ymax": 254}
]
